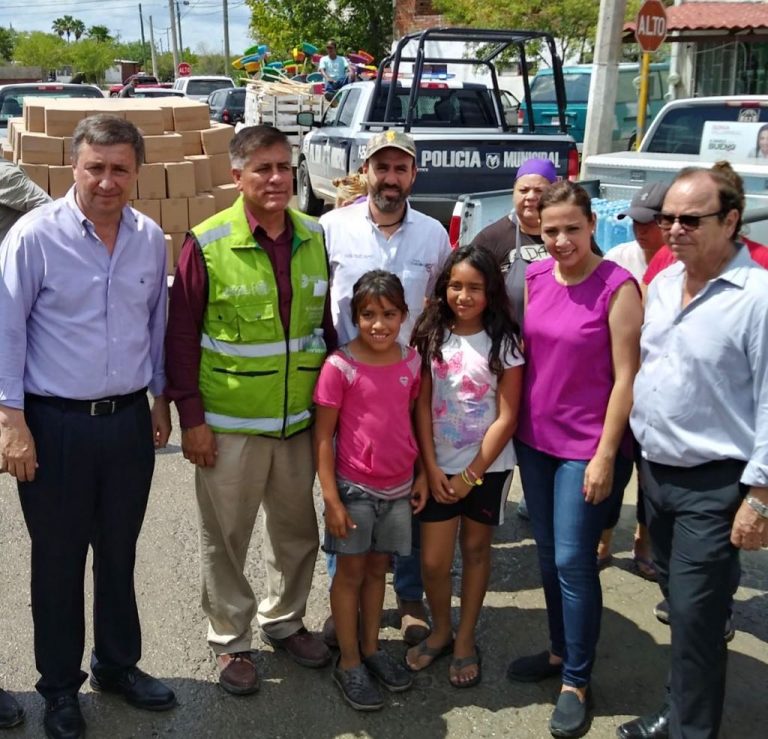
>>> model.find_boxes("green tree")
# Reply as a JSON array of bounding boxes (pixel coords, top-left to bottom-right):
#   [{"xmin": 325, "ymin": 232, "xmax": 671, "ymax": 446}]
[
  {"xmin": 72, "ymin": 20, "xmax": 86, "ymax": 42},
  {"xmin": 244, "ymin": 0, "xmax": 392, "ymax": 63},
  {"xmin": 432, "ymin": 0, "xmax": 600, "ymax": 63},
  {"xmin": 0, "ymin": 26, "xmax": 17, "ymax": 61},
  {"xmin": 13, "ymin": 31, "xmax": 68, "ymax": 73},
  {"xmin": 69, "ymin": 38, "xmax": 117, "ymax": 83},
  {"xmin": 51, "ymin": 18, "xmax": 67, "ymax": 40},
  {"xmin": 87, "ymin": 25, "xmax": 112, "ymax": 43}
]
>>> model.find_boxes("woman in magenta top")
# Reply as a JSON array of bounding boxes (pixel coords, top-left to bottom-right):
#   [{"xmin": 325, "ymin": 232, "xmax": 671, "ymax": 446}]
[{"xmin": 506, "ymin": 182, "xmax": 642, "ymax": 738}]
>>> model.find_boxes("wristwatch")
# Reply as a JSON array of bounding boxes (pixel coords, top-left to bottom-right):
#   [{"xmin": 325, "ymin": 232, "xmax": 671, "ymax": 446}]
[{"xmin": 745, "ymin": 495, "xmax": 768, "ymax": 518}]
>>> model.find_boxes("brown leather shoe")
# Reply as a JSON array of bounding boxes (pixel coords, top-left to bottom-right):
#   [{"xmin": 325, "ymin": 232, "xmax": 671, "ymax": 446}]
[
  {"xmin": 216, "ymin": 652, "xmax": 259, "ymax": 695},
  {"xmin": 397, "ymin": 597, "xmax": 431, "ymax": 646},
  {"xmin": 261, "ymin": 627, "xmax": 331, "ymax": 668},
  {"xmin": 322, "ymin": 614, "xmax": 338, "ymax": 649}
]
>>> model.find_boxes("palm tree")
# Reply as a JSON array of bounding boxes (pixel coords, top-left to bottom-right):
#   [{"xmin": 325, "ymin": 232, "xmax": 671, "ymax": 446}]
[
  {"xmin": 72, "ymin": 20, "xmax": 86, "ymax": 41},
  {"xmin": 87, "ymin": 25, "xmax": 112, "ymax": 43},
  {"xmin": 61, "ymin": 15, "xmax": 76, "ymax": 43},
  {"xmin": 52, "ymin": 18, "xmax": 67, "ymax": 40}
]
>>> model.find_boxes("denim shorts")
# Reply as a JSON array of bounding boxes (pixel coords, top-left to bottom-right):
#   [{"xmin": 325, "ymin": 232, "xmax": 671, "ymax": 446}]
[{"xmin": 323, "ymin": 482, "xmax": 412, "ymax": 557}]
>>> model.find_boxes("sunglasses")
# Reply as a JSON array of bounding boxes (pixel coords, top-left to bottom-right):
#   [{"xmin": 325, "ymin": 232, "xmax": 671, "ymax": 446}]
[{"xmin": 653, "ymin": 210, "xmax": 723, "ymax": 231}]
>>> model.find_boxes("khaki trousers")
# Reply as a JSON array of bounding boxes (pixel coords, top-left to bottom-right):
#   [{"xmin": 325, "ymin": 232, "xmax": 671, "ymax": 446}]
[{"xmin": 195, "ymin": 430, "xmax": 319, "ymax": 654}]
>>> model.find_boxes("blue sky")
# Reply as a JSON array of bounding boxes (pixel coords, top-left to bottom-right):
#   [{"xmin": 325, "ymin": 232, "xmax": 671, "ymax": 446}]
[{"xmin": 2, "ymin": 0, "xmax": 254, "ymax": 58}]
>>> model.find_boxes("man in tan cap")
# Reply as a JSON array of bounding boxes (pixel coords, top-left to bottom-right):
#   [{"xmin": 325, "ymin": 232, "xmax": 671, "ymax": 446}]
[{"xmin": 319, "ymin": 129, "xmax": 451, "ymax": 647}]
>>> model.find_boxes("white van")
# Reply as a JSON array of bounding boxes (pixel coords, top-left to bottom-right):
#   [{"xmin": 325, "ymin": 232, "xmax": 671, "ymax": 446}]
[{"xmin": 173, "ymin": 75, "xmax": 235, "ymax": 102}]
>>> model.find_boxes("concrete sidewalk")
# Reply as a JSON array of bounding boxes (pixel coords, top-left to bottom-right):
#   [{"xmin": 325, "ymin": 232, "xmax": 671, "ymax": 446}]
[{"xmin": 1, "ymin": 425, "xmax": 766, "ymax": 738}]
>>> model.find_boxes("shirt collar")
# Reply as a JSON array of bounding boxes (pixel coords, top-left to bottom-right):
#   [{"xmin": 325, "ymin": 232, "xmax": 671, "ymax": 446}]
[
  {"xmin": 365, "ymin": 201, "xmax": 412, "ymax": 227},
  {"xmin": 65, "ymin": 185, "xmax": 138, "ymax": 234},
  {"xmin": 660, "ymin": 242, "xmax": 753, "ymax": 289},
  {"xmin": 718, "ymin": 242, "xmax": 753, "ymax": 288},
  {"xmin": 243, "ymin": 200, "xmax": 292, "ymax": 242}
]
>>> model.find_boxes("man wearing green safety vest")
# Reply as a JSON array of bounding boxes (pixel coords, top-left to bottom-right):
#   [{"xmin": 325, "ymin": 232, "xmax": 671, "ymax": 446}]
[{"xmin": 166, "ymin": 125, "xmax": 337, "ymax": 696}]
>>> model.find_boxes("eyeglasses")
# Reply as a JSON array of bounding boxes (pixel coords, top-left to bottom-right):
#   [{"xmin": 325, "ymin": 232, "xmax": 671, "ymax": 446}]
[{"xmin": 653, "ymin": 210, "xmax": 723, "ymax": 231}]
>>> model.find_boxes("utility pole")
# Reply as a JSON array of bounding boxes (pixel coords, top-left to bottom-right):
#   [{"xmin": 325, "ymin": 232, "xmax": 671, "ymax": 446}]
[
  {"xmin": 168, "ymin": 0, "xmax": 179, "ymax": 78},
  {"xmin": 138, "ymin": 4, "xmax": 147, "ymax": 69},
  {"xmin": 176, "ymin": 1, "xmax": 183, "ymax": 59},
  {"xmin": 223, "ymin": 0, "xmax": 230, "ymax": 74},
  {"xmin": 149, "ymin": 16, "xmax": 158, "ymax": 79},
  {"xmin": 580, "ymin": 0, "xmax": 628, "ymax": 174}
]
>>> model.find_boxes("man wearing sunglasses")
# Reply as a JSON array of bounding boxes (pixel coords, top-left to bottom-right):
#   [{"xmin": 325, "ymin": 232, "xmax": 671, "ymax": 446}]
[{"xmin": 621, "ymin": 162, "xmax": 768, "ymax": 739}]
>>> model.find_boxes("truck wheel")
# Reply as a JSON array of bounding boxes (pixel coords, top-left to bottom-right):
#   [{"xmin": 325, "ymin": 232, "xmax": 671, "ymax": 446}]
[{"xmin": 297, "ymin": 160, "xmax": 324, "ymax": 216}]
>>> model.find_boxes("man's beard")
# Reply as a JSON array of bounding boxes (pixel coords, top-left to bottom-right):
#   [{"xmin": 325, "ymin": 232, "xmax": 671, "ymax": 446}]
[{"xmin": 370, "ymin": 184, "xmax": 410, "ymax": 213}]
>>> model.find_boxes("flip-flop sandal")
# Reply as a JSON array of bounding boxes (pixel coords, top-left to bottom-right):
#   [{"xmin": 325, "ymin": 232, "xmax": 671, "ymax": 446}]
[
  {"xmin": 404, "ymin": 637, "xmax": 454, "ymax": 672},
  {"xmin": 633, "ymin": 555, "xmax": 658, "ymax": 581},
  {"xmin": 449, "ymin": 646, "xmax": 482, "ymax": 688},
  {"xmin": 597, "ymin": 554, "xmax": 613, "ymax": 570}
]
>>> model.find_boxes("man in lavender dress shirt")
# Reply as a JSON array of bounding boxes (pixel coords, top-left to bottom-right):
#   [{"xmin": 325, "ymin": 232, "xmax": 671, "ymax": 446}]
[{"xmin": 0, "ymin": 115, "xmax": 175, "ymax": 739}]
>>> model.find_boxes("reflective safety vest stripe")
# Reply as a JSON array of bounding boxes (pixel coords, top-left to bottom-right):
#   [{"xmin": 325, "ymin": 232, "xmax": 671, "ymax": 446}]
[{"xmin": 192, "ymin": 197, "xmax": 329, "ymax": 437}]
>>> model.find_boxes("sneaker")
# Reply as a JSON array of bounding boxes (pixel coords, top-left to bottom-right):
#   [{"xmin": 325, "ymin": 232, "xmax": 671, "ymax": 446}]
[
  {"xmin": 363, "ymin": 649, "xmax": 413, "ymax": 692},
  {"xmin": 333, "ymin": 660, "xmax": 384, "ymax": 711},
  {"xmin": 549, "ymin": 688, "xmax": 592, "ymax": 738},
  {"xmin": 506, "ymin": 651, "xmax": 562, "ymax": 683},
  {"xmin": 654, "ymin": 599, "xmax": 735, "ymax": 641}
]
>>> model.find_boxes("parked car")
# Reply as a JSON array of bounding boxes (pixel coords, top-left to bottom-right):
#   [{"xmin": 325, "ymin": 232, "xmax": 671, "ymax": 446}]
[
  {"xmin": 207, "ymin": 87, "xmax": 245, "ymax": 125},
  {"xmin": 127, "ymin": 87, "xmax": 186, "ymax": 99},
  {"xmin": 108, "ymin": 74, "xmax": 161, "ymax": 97},
  {"xmin": 527, "ymin": 62, "xmax": 670, "ymax": 150},
  {"xmin": 582, "ymin": 95, "xmax": 768, "ymax": 242},
  {"xmin": 0, "ymin": 82, "xmax": 104, "ymax": 142},
  {"xmin": 173, "ymin": 75, "xmax": 235, "ymax": 102}
]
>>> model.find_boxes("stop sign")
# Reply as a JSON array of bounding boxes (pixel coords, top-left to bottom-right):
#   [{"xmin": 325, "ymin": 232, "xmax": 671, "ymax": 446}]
[
  {"xmin": 177, "ymin": 61, "xmax": 191, "ymax": 77},
  {"xmin": 636, "ymin": 0, "xmax": 668, "ymax": 53}
]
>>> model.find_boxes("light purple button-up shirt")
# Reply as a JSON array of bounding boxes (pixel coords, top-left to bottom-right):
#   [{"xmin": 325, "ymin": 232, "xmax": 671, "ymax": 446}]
[{"xmin": 0, "ymin": 186, "xmax": 167, "ymax": 408}]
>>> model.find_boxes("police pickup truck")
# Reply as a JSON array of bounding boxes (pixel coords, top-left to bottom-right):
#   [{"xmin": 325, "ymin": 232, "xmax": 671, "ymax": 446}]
[{"xmin": 296, "ymin": 27, "xmax": 579, "ymax": 224}]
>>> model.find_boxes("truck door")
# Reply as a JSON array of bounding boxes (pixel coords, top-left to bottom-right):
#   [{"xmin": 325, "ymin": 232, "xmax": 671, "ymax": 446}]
[
  {"xmin": 305, "ymin": 92, "xmax": 342, "ymax": 195},
  {"xmin": 324, "ymin": 88, "xmax": 361, "ymax": 184}
]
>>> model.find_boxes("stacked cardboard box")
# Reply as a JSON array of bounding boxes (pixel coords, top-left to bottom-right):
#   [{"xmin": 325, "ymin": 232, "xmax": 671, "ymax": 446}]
[{"xmin": 4, "ymin": 97, "xmax": 241, "ymax": 275}]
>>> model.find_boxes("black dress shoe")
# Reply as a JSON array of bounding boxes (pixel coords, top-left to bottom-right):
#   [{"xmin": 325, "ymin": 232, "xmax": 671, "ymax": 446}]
[
  {"xmin": 617, "ymin": 704, "xmax": 670, "ymax": 738},
  {"xmin": 44, "ymin": 695, "xmax": 84, "ymax": 739},
  {"xmin": 0, "ymin": 688, "xmax": 24, "ymax": 728},
  {"xmin": 90, "ymin": 667, "xmax": 176, "ymax": 711}
]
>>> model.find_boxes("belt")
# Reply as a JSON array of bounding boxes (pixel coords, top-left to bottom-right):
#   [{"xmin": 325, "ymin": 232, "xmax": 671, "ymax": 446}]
[{"xmin": 26, "ymin": 388, "xmax": 147, "ymax": 416}]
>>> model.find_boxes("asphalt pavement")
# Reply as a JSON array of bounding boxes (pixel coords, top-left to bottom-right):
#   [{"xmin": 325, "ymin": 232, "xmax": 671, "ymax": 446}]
[{"xmin": 1, "ymin": 415, "xmax": 766, "ymax": 738}]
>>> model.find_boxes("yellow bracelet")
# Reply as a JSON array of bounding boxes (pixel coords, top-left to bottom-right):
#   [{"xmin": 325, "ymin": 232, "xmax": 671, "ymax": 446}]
[{"xmin": 461, "ymin": 469, "xmax": 482, "ymax": 487}]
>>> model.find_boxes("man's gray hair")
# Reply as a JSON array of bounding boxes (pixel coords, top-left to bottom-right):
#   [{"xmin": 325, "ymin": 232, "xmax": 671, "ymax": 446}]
[
  {"xmin": 229, "ymin": 125, "xmax": 290, "ymax": 170},
  {"xmin": 71, "ymin": 114, "xmax": 145, "ymax": 167}
]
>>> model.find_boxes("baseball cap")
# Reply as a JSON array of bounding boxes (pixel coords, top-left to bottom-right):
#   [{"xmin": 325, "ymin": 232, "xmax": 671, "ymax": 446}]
[
  {"xmin": 618, "ymin": 182, "xmax": 669, "ymax": 224},
  {"xmin": 365, "ymin": 130, "xmax": 417, "ymax": 161}
]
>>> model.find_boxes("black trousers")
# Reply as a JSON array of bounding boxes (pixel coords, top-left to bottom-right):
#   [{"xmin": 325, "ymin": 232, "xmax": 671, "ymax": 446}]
[
  {"xmin": 641, "ymin": 457, "xmax": 745, "ymax": 739},
  {"xmin": 18, "ymin": 394, "xmax": 155, "ymax": 700}
]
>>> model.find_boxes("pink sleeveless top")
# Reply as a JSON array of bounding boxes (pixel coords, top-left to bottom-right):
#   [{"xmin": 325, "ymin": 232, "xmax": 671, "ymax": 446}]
[{"xmin": 516, "ymin": 257, "xmax": 636, "ymax": 460}]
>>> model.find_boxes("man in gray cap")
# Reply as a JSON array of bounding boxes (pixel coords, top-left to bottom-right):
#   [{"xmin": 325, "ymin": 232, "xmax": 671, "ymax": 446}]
[
  {"xmin": 319, "ymin": 130, "xmax": 451, "ymax": 665},
  {"xmin": 605, "ymin": 181, "xmax": 669, "ymax": 282}
]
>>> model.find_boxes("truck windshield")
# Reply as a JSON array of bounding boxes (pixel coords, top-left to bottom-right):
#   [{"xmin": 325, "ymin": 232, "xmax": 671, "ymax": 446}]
[
  {"xmin": 646, "ymin": 103, "xmax": 768, "ymax": 155},
  {"xmin": 531, "ymin": 73, "xmax": 591, "ymax": 104},
  {"xmin": 370, "ymin": 87, "xmax": 496, "ymax": 127}
]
